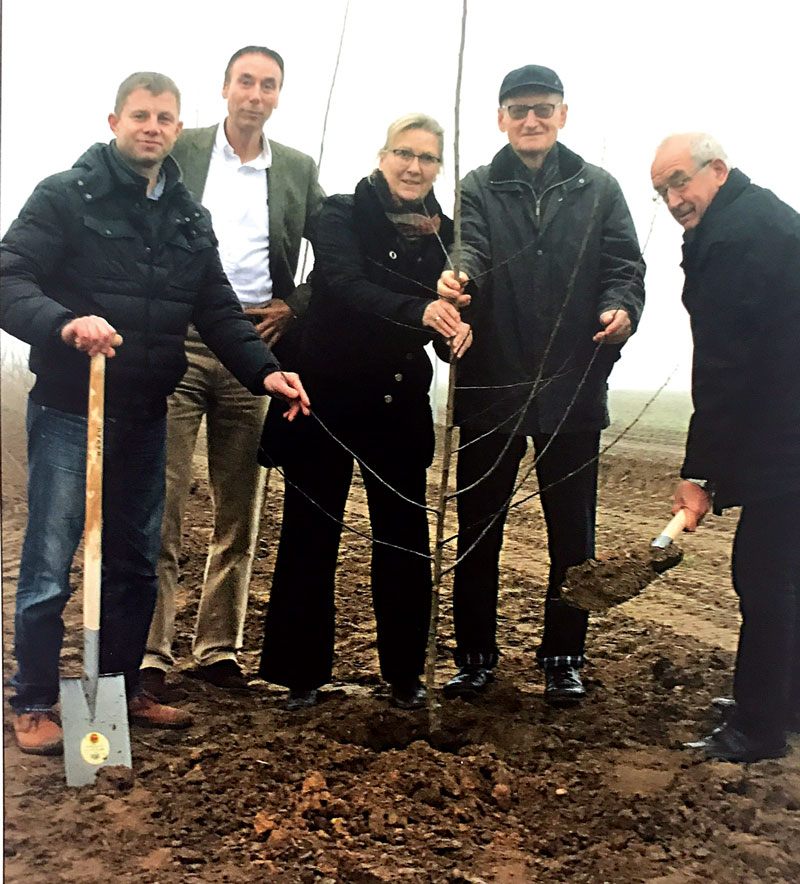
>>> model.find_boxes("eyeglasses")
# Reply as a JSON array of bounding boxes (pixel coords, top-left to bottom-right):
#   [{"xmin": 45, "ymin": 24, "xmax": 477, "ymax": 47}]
[
  {"xmin": 389, "ymin": 148, "xmax": 442, "ymax": 167},
  {"xmin": 653, "ymin": 160, "xmax": 712, "ymax": 202},
  {"xmin": 503, "ymin": 102, "xmax": 561, "ymax": 120}
]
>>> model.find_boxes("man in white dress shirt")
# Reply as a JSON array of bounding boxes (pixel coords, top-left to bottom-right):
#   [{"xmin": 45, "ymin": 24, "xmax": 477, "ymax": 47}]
[{"xmin": 141, "ymin": 46, "xmax": 324, "ymax": 694}]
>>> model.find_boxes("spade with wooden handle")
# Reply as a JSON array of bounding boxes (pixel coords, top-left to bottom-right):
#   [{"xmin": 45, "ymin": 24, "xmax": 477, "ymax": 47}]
[{"xmin": 60, "ymin": 352, "xmax": 132, "ymax": 787}]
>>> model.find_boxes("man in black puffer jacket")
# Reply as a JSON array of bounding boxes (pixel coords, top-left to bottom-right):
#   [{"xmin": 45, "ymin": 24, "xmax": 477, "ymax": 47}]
[
  {"xmin": 0, "ymin": 71, "xmax": 308, "ymax": 756},
  {"xmin": 651, "ymin": 132, "xmax": 800, "ymax": 762},
  {"xmin": 438, "ymin": 65, "xmax": 645, "ymax": 705}
]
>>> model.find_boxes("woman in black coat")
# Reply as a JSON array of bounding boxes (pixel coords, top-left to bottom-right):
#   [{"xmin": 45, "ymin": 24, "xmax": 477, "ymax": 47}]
[{"xmin": 258, "ymin": 114, "xmax": 471, "ymax": 709}]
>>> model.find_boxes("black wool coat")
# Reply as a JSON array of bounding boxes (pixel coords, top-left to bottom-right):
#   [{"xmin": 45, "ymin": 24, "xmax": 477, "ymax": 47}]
[
  {"xmin": 680, "ymin": 168, "xmax": 800, "ymax": 508},
  {"xmin": 0, "ymin": 142, "xmax": 278, "ymax": 418},
  {"xmin": 259, "ymin": 176, "xmax": 453, "ymax": 466},
  {"xmin": 454, "ymin": 142, "xmax": 645, "ymax": 435}
]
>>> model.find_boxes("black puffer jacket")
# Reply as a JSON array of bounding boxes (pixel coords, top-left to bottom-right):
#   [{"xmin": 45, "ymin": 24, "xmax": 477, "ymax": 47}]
[
  {"xmin": 680, "ymin": 168, "xmax": 800, "ymax": 508},
  {"xmin": 0, "ymin": 142, "xmax": 278, "ymax": 417},
  {"xmin": 454, "ymin": 142, "xmax": 645, "ymax": 435}
]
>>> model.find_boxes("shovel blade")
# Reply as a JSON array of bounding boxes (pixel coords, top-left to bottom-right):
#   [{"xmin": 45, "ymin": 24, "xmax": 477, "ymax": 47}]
[{"xmin": 60, "ymin": 673, "xmax": 132, "ymax": 787}]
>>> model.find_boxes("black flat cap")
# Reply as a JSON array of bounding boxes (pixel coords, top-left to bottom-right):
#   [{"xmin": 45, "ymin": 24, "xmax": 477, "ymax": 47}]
[{"xmin": 499, "ymin": 65, "xmax": 564, "ymax": 103}]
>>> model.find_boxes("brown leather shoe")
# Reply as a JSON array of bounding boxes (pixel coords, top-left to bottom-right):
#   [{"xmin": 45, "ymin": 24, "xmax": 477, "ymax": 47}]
[
  {"xmin": 128, "ymin": 691, "xmax": 192, "ymax": 729},
  {"xmin": 13, "ymin": 710, "xmax": 64, "ymax": 755}
]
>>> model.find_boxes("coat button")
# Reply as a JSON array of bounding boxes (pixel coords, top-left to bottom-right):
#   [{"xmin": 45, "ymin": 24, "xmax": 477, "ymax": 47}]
[
  {"xmin": 389, "ymin": 250, "xmax": 397, "ymax": 260},
  {"xmin": 394, "ymin": 373, "xmax": 403, "ymax": 382},
  {"xmin": 77, "ymin": 179, "xmax": 84, "ymax": 186},
  {"xmin": 578, "ymin": 178, "xmax": 585, "ymax": 184},
  {"xmin": 84, "ymin": 193, "xmax": 93, "ymax": 201},
  {"xmin": 384, "ymin": 395, "xmax": 393, "ymax": 404},
  {"xmin": 105, "ymin": 229, "xmax": 112, "ymax": 235},
  {"xmin": 537, "ymin": 249, "xmax": 543, "ymax": 256}
]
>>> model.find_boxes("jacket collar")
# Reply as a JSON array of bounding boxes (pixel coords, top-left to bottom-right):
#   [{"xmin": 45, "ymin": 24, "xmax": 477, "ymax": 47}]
[
  {"xmin": 72, "ymin": 141, "xmax": 184, "ymax": 202},
  {"xmin": 489, "ymin": 141, "xmax": 585, "ymax": 188},
  {"xmin": 682, "ymin": 167, "xmax": 751, "ymax": 251}
]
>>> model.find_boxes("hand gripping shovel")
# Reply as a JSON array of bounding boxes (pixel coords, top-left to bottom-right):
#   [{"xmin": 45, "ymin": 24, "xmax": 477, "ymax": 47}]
[
  {"xmin": 60, "ymin": 353, "xmax": 132, "ymax": 786},
  {"xmin": 561, "ymin": 510, "xmax": 687, "ymax": 612}
]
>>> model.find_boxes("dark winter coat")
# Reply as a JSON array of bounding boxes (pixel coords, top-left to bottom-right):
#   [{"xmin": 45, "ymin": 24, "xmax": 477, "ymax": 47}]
[
  {"xmin": 679, "ymin": 168, "xmax": 800, "ymax": 508},
  {"xmin": 454, "ymin": 142, "xmax": 645, "ymax": 435},
  {"xmin": 0, "ymin": 142, "xmax": 279, "ymax": 418},
  {"xmin": 259, "ymin": 176, "xmax": 453, "ymax": 466}
]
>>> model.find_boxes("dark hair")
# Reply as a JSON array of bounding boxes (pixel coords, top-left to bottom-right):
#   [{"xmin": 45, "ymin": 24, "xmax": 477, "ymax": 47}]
[
  {"xmin": 114, "ymin": 72, "xmax": 181, "ymax": 116},
  {"xmin": 224, "ymin": 46, "xmax": 285, "ymax": 86}
]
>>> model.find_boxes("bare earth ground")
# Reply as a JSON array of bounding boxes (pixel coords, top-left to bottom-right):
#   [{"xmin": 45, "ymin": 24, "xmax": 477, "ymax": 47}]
[{"xmin": 3, "ymin": 389, "xmax": 800, "ymax": 884}]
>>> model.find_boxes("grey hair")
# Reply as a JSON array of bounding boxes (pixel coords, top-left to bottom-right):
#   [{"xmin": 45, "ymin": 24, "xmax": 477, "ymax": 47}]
[
  {"xmin": 657, "ymin": 132, "xmax": 729, "ymax": 167},
  {"xmin": 114, "ymin": 72, "xmax": 181, "ymax": 116},
  {"xmin": 379, "ymin": 113, "xmax": 445, "ymax": 162}
]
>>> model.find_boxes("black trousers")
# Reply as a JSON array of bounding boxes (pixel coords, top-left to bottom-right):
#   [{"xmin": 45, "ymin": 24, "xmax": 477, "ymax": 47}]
[
  {"xmin": 451, "ymin": 428, "xmax": 599, "ymax": 669},
  {"xmin": 259, "ymin": 414, "xmax": 432, "ymax": 691},
  {"xmin": 730, "ymin": 490, "xmax": 800, "ymax": 740}
]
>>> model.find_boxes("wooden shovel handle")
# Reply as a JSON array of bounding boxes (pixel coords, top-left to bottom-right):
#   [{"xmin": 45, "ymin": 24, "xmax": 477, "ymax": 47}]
[
  {"xmin": 651, "ymin": 510, "xmax": 687, "ymax": 549},
  {"xmin": 661, "ymin": 509, "xmax": 687, "ymax": 541},
  {"xmin": 84, "ymin": 354, "xmax": 104, "ymax": 631}
]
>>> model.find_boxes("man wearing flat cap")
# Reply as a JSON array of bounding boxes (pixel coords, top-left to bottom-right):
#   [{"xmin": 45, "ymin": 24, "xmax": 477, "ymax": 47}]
[{"xmin": 439, "ymin": 64, "xmax": 645, "ymax": 704}]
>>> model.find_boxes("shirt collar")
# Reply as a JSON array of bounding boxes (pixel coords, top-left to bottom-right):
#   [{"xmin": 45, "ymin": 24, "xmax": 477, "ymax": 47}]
[{"xmin": 217, "ymin": 119, "xmax": 272, "ymax": 169}]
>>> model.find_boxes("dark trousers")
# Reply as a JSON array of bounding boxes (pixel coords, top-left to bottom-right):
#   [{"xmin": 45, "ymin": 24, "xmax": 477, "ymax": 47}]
[
  {"xmin": 451, "ymin": 428, "xmax": 599, "ymax": 669},
  {"xmin": 730, "ymin": 491, "xmax": 800, "ymax": 740},
  {"xmin": 259, "ymin": 416, "xmax": 432, "ymax": 690}
]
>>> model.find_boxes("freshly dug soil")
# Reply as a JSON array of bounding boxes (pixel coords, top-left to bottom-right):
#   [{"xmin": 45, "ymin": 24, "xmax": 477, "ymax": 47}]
[
  {"xmin": 3, "ymin": 422, "xmax": 800, "ymax": 884},
  {"xmin": 562, "ymin": 545, "xmax": 684, "ymax": 613}
]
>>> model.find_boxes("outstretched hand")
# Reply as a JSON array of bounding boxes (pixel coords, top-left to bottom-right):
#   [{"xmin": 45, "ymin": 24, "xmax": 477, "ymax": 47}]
[
  {"xmin": 263, "ymin": 371, "xmax": 311, "ymax": 421},
  {"xmin": 593, "ymin": 309, "xmax": 631, "ymax": 344}
]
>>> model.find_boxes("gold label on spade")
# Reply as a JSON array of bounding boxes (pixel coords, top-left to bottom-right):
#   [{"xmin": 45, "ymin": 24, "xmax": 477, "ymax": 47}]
[{"xmin": 80, "ymin": 731, "xmax": 111, "ymax": 765}]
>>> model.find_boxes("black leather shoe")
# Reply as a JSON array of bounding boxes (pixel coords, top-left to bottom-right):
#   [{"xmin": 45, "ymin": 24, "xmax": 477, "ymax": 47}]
[
  {"xmin": 442, "ymin": 666, "xmax": 494, "ymax": 699},
  {"xmin": 684, "ymin": 724, "xmax": 788, "ymax": 762},
  {"xmin": 286, "ymin": 688, "xmax": 318, "ymax": 710},
  {"xmin": 545, "ymin": 665, "xmax": 586, "ymax": 706},
  {"xmin": 390, "ymin": 679, "xmax": 427, "ymax": 710},
  {"xmin": 187, "ymin": 660, "xmax": 250, "ymax": 693}
]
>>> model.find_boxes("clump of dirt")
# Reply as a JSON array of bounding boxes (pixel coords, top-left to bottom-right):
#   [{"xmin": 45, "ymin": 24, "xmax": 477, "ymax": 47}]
[{"xmin": 562, "ymin": 545, "xmax": 684, "ymax": 612}]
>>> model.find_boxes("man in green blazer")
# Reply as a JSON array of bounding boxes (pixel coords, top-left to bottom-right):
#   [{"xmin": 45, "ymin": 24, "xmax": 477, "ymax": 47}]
[{"xmin": 141, "ymin": 45, "xmax": 324, "ymax": 695}]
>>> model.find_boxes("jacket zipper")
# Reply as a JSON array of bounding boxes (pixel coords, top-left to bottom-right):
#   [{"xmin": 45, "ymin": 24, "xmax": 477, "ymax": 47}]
[{"xmin": 491, "ymin": 164, "xmax": 586, "ymax": 221}]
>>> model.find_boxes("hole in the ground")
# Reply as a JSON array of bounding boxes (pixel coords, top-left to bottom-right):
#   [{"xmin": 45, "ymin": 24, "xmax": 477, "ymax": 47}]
[{"xmin": 313, "ymin": 712, "xmax": 474, "ymax": 753}]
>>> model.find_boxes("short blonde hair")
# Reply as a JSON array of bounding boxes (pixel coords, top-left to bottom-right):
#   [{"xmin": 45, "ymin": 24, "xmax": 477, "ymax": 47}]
[{"xmin": 380, "ymin": 113, "xmax": 445, "ymax": 162}]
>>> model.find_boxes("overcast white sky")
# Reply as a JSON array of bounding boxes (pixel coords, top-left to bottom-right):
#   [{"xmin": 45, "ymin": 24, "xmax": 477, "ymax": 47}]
[{"xmin": 2, "ymin": 0, "xmax": 799, "ymax": 389}]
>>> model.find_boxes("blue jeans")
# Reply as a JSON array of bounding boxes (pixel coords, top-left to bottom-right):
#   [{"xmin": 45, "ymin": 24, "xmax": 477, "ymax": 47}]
[{"xmin": 10, "ymin": 400, "xmax": 166, "ymax": 713}]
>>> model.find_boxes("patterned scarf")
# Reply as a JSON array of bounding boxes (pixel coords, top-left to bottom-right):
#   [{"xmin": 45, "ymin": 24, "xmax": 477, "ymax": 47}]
[{"xmin": 369, "ymin": 169, "xmax": 441, "ymax": 240}]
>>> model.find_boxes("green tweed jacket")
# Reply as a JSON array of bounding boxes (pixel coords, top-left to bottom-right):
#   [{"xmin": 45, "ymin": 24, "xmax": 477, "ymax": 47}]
[{"xmin": 171, "ymin": 124, "xmax": 324, "ymax": 316}]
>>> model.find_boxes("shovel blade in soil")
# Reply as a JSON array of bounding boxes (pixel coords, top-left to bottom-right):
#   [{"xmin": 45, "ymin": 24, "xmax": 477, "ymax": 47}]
[{"xmin": 60, "ymin": 674, "xmax": 132, "ymax": 787}]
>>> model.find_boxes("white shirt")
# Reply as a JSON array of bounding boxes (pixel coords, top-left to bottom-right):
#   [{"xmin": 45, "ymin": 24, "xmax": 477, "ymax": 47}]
[{"xmin": 200, "ymin": 121, "xmax": 272, "ymax": 306}]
